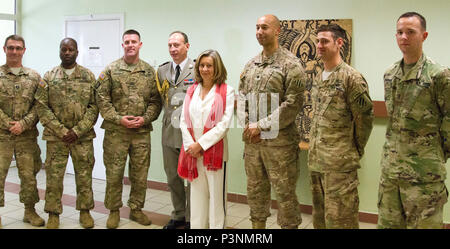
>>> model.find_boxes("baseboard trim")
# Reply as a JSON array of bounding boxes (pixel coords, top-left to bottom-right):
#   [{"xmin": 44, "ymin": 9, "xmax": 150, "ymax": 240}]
[{"xmin": 124, "ymin": 177, "xmax": 450, "ymax": 228}]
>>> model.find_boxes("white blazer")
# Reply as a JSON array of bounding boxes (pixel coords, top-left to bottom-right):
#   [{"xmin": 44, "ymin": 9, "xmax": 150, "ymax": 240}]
[{"xmin": 180, "ymin": 84, "xmax": 235, "ymax": 162}]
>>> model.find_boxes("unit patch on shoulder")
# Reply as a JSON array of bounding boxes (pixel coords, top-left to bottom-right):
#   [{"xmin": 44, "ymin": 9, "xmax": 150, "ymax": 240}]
[{"xmin": 98, "ymin": 72, "xmax": 106, "ymax": 81}]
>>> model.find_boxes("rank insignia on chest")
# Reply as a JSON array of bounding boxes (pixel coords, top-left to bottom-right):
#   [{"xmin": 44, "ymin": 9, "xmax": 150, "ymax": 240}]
[
  {"xmin": 15, "ymin": 84, "xmax": 20, "ymax": 90},
  {"xmin": 184, "ymin": 79, "xmax": 194, "ymax": 85}
]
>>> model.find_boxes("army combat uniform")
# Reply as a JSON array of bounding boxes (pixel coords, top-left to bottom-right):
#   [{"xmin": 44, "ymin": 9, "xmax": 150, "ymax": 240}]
[
  {"xmin": 0, "ymin": 65, "xmax": 43, "ymax": 224},
  {"xmin": 35, "ymin": 64, "xmax": 98, "ymax": 215},
  {"xmin": 378, "ymin": 54, "xmax": 450, "ymax": 229},
  {"xmin": 96, "ymin": 58, "xmax": 162, "ymax": 212},
  {"xmin": 238, "ymin": 47, "xmax": 305, "ymax": 229},
  {"xmin": 156, "ymin": 59, "xmax": 195, "ymax": 223},
  {"xmin": 308, "ymin": 61, "xmax": 373, "ymax": 229}
]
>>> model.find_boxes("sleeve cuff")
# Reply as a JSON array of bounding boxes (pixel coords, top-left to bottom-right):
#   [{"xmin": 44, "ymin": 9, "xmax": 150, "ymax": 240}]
[
  {"xmin": 197, "ymin": 140, "xmax": 208, "ymax": 151},
  {"xmin": 116, "ymin": 115, "xmax": 123, "ymax": 125},
  {"xmin": 60, "ymin": 127, "xmax": 70, "ymax": 138},
  {"xmin": 19, "ymin": 120, "xmax": 28, "ymax": 131},
  {"xmin": 72, "ymin": 127, "xmax": 81, "ymax": 138}
]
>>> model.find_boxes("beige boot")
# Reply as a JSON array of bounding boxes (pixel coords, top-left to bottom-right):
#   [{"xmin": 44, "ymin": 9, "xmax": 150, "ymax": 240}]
[
  {"xmin": 106, "ymin": 210, "xmax": 120, "ymax": 229},
  {"xmin": 252, "ymin": 221, "xmax": 266, "ymax": 229},
  {"xmin": 79, "ymin": 210, "xmax": 94, "ymax": 229},
  {"xmin": 23, "ymin": 204, "xmax": 45, "ymax": 227},
  {"xmin": 46, "ymin": 213, "xmax": 59, "ymax": 229},
  {"xmin": 129, "ymin": 209, "xmax": 151, "ymax": 226}
]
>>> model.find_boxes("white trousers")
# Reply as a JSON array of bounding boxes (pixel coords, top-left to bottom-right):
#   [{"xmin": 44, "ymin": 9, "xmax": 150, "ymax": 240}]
[{"xmin": 190, "ymin": 160, "xmax": 227, "ymax": 229}]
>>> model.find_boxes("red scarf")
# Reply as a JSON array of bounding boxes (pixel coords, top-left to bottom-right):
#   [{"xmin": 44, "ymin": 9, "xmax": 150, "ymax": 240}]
[{"xmin": 177, "ymin": 82, "xmax": 227, "ymax": 182}]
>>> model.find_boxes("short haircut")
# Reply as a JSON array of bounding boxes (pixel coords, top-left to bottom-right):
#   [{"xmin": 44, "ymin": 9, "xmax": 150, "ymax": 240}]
[
  {"xmin": 195, "ymin": 49, "xmax": 227, "ymax": 85},
  {"xmin": 317, "ymin": 24, "xmax": 346, "ymax": 41},
  {"xmin": 170, "ymin": 31, "xmax": 189, "ymax": 44},
  {"xmin": 123, "ymin": 29, "xmax": 141, "ymax": 40},
  {"xmin": 4, "ymin": 34, "xmax": 25, "ymax": 48},
  {"xmin": 398, "ymin": 12, "xmax": 427, "ymax": 30},
  {"xmin": 60, "ymin": 37, "xmax": 78, "ymax": 49}
]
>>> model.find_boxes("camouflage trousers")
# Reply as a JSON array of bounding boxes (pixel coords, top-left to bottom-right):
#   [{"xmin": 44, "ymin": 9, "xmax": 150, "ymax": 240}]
[
  {"xmin": 0, "ymin": 138, "xmax": 41, "ymax": 207},
  {"xmin": 103, "ymin": 130, "xmax": 151, "ymax": 211},
  {"xmin": 44, "ymin": 140, "xmax": 95, "ymax": 214},
  {"xmin": 377, "ymin": 176, "xmax": 448, "ymax": 229},
  {"xmin": 244, "ymin": 143, "xmax": 302, "ymax": 228},
  {"xmin": 310, "ymin": 170, "xmax": 360, "ymax": 229}
]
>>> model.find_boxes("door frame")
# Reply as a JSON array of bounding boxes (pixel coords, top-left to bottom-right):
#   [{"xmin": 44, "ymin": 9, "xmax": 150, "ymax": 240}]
[
  {"xmin": 62, "ymin": 13, "xmax": 124, "ymax": 180},
  {"xmin": 63, "ymin": 13, "xmax": 124, "ymax": 60}
]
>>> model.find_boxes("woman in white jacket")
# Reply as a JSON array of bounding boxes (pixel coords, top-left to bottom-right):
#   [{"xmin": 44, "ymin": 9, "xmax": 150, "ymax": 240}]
[{"xmin": 179, "ymin": 49, "xmax": 235, "ymax": 229}]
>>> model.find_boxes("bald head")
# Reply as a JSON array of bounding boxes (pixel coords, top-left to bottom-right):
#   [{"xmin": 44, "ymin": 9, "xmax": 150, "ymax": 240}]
[
  {"xmin": 256, "ymin": 14, "xmax": 281, "ymax": 51},
  {"xmin": 258, "ymin": 14, "xmax": 281, "ymax": 30}
]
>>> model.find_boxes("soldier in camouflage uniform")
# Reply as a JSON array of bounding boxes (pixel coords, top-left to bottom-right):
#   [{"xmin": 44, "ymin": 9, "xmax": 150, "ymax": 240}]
[
  {"xmin": 35, "ymin": 38, "xmax": 98, "ymax": 229},
  {"xmin": 157, "ymin": 31, "xmax": 194, "ymax": 229},
  {"xmin": 378, "ymin": 12, "xmax": 449, "ymax": 229},
  {"xmin": 238, "ymin": 14, "xmax": 305, "ymax": 229},
  {"xmin": 96, "ymin": 29, "xmax": 162, "ymax": 229},
  {"xmin": 308, "ymin": 24, "xmax": 374, "ymax": 229},
  {"xmin": 0, "ymin": 35, "xmax": 44, "ymax": 227}
]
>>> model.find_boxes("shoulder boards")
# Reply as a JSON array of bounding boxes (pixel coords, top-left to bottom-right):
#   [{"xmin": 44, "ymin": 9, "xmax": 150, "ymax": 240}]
[{"xmin": 159, "ymin": 61, "xmax": 170, "ymax": 67}]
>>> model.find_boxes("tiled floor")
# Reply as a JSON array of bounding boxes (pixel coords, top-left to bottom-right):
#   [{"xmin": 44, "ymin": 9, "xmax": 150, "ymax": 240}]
[{"xmin": 0, "ymin": 166, "xmax": 377, "ymax": 229}]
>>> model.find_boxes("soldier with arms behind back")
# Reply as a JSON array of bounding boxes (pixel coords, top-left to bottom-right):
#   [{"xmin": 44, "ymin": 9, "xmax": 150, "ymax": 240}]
[
  {"xmin": 96, "ymin": 29, "xmax": 162, "ymax": 229},
  {"xmin": 308, "ymin": 24, "xmax": 373, "ymax": 229},
  {"xmin": 378, "ymin": 12, "xmax": 450, "ymax": 229}
]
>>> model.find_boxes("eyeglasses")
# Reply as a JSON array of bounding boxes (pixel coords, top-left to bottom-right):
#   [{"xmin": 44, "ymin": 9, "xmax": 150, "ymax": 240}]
[{"xmin": 6, "ymin": 46, "xmax": 24, "ymax": 51}]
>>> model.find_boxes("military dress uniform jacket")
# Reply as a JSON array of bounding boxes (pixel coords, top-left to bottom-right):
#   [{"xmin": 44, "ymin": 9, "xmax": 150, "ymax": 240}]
[
  {"xmin": 96, "ymin": 58, "xmax": 162, "ymax": 133},
  {"xmin": 381, "ymin": 54, "xmax": 450, "ymax": 183},
  {"xmin": 35, "ymin": 64, "xmax": 98, "ymax": 141},
  {"xmin": 308, "ymin": 61, "xmax": 374, "ymax": 173},
  {"xmin": 157, "ymin": 58, "xmax": 195, "ymax": 148},
  {"xmin": 0, "ymin": 65, "xmax": 40, "ymax": 140},
  {"xmin": 238, "ymin": 47, "xmax": 305, "ymax": 147}
]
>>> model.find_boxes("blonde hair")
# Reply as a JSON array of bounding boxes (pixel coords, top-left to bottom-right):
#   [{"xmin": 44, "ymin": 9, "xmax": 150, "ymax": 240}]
[{"xmin": 194, "ymin": 49, "xmax": 227, "ymax": 85}]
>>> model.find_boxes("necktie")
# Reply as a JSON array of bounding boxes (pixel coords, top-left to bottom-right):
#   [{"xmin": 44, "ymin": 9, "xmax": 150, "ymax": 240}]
[{"xmin": 175, "ymin": 65, "xmax": 181, "ymax": 83}]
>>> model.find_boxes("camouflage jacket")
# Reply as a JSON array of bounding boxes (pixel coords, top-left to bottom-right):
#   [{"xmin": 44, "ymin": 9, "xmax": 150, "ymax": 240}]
[
  {"xmin": 96, "ymin": 58, "xmax": 162, "ymax": 133},
  {"xmin": 238, "ymin": 47, "xmax": 305, "ymax": 146},
  {"xmin": 35, "ymin": 64, "xmax": 98, "ymax": 141},
  {"xmin": 0, "ymin": 65, "xmax": 40, "ymax": 140},
  {"xmin": 381, "ymin": 54, "xmax": 450, "ymax": 183},
  {"xmin": 308, "ymin": 61, "xmax": 373, "ymax": 173}
]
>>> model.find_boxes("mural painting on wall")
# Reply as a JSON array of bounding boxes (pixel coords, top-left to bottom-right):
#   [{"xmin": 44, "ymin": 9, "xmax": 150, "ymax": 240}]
[{"xmin": 279, "ymin": 19, "xmax": 353, "ymax": 149}]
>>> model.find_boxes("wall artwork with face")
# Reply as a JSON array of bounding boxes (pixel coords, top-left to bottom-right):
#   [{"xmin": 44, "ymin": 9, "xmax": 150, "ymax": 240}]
[{"xmin": 279, "ymin": 19, "xmax": 353, "ymax": 146}]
